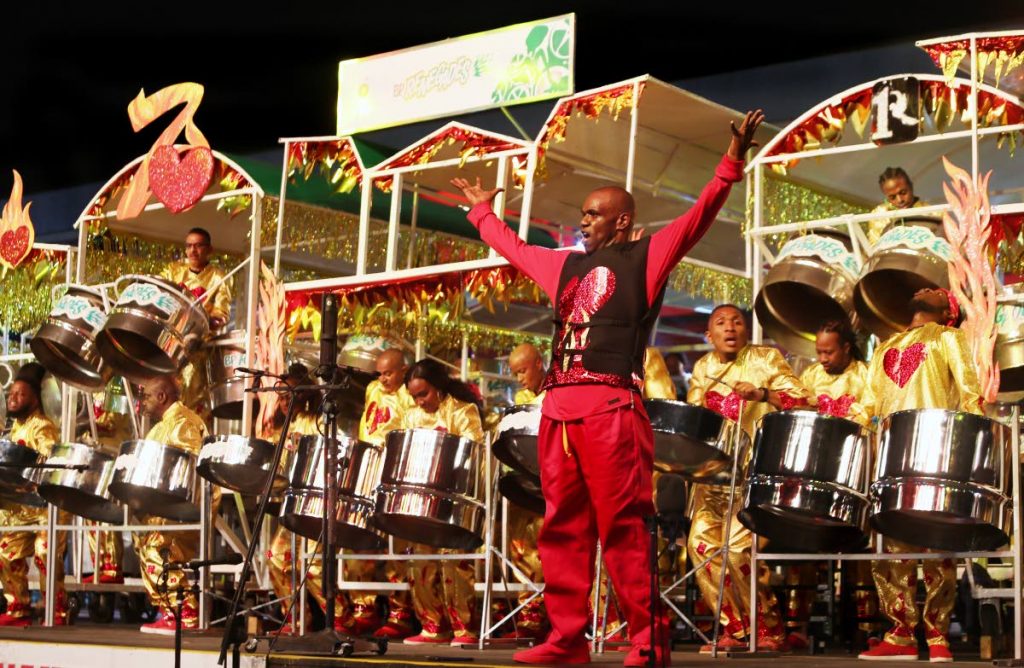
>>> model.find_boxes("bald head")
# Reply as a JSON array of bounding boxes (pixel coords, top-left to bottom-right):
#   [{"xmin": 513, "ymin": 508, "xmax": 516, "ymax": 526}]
[
  {"xmin": 579, "ymin": 186, "xmax": 636, "ymax": 254},
  {"xmin": 509, "ymin": 343, "xmax": 545, "ymax": 394},
  {"xmin": 140, "ymin": 374, "xmax": 181, "ymax": 421},
  {"xmin": 375, "ymin": 348, "xmax": 408, "ymax": 393}
]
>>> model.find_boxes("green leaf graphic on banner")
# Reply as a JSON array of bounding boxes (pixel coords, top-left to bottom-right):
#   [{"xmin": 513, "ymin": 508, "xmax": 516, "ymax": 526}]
[{"xmin": 491, "ymin": 18, "xmax": 572, "ymax": 105}]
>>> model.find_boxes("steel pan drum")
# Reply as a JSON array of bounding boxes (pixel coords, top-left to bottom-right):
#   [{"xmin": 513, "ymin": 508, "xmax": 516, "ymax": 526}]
[
  {"xmin": 492, "ymin": 404, "xmax": 540, "ymax": 481},
  {"xmin": 96, "ymin": 275, "xmax": 210, "ymax": 382},
  {"xmin": 498, "ymin": 471, "xmax": 545, "ymax": 516},
  {"xmin": 279, "ymin": 434, "xmax": 385, "ymax": 550},
  {"xmin": 854, "ymin": 225, "xmax": 952, "ymax": 340},
  {"xmin": 108, "ymin": 439, "xmax": 200, "ymax": 522},
  {"xmin": 205, "ymin": 330, "xmax": 251, "ymax": 420},
  {"xmin": 739, "ymin": 411, "xmax": 869, "ymax": 551},
  {"xmin": 30, "ymin": 285, "xmax": 112, "ymax": 391},
  {"xmin": 870, "ymin": 409, "xmax": 1011, "ymax": 551},
  {"xmin": 754, "ymin": 233, "xmax": 860, "ymax": 358},
  {"xmin": 645, "ymin": 400, "xmax": 749, "ymax": 484},
  {"xmin": 197, "ymin": 435, "xmax": 284, "ymax": 495},
  {"xmin": 37, "ymin": 443, "xmax": 122, "ymax": 524},
  {"xmin": 374, "ymin": 429, "xmax": 485, "ymax": 550},
  {"xmin": 0, "ymin": 440, "xmax": 46, "ymax": 507},
  {"xmin": 995, "ymin": 285, "xmax": 1024, "ymax": 395}
]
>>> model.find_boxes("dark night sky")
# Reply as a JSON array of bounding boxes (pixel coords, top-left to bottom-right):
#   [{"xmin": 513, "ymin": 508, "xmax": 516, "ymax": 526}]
[{"xmin": 2, "ymin": 1, "xmax": 1021, "ymax": 196}]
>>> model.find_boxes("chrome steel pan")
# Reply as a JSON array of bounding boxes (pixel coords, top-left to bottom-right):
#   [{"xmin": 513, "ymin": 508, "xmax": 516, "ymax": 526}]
[
  {"xmin": 30, "ymin": 285, "xmax": 112, "ymax": 391},
  {"xmin": 645, "ymin": 400, "xmax": 749, "ymax": 484},
  {"xmin": 37, "ymin": 442, "xmax": 122, "ymax": 523},
  {"xmin": 108, "ymin": 439, "xmax": 199, "ymax": 522},
  {"xmin": 870, "ymin": 409, "xmax": 1011, "ymax": 551},
  {"xmin": 373, "ymin": 429, "xmax": 485, "ymax": 549},
  {"xmin": 0, "ymin": 439, "xmax": 46, "ymax": 507},
  {"xmin": 498, "ymin": 471, "xmax": 545, "ymax": 516},
  {"xmin": 492, "ymin": 404, "xmax": 540, "ymax": 481},
  {"xmin": 205, "ymin": 330, "xmax": 250, "ymax": 420},
  {"xmin": 739, "ymin": 410, "xmax": 870, "ymax": 551},
  {"xmin": 197, "ymin": 435, "xmax": 285, "ymax": 495}
]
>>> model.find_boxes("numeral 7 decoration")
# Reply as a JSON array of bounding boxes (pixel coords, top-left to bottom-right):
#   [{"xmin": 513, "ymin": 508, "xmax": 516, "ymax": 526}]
[
  {"xmin": 0, "ymin": 171, "xmax": 35, "ymax": 270},
  {"xmin": 116, "ymin": 83, "xmax": 215, "ymax": 219}
]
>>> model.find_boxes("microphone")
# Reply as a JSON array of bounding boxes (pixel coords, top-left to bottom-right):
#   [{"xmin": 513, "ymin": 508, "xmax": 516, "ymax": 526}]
[
  {"xmin": 655, "ymin": 474, "xmax": 688, "ymax": 517},
  {"xmin": 167, "ymin": 554, "xmax": 244, "ymax": 571}
]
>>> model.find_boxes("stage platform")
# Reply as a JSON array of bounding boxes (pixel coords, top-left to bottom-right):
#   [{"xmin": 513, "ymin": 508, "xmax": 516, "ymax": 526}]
[{"xmin": 0, "ymin": 624, "xmax": 1001, "ymax": 668}]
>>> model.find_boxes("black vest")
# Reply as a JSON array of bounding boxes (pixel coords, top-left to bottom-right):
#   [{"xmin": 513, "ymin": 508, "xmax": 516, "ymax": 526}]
[{"xmin": 542, "ymin": 237, "xmax": 665, "ymax": 391}]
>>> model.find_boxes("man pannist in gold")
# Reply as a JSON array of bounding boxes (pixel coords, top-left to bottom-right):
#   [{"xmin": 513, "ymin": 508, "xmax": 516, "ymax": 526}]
[
  {"xmin": 792, "ymin": 320, "xmax": 873, "ymax": 647},
  {"xmin": 0, "ymin": 364, "xmax": 67, "ymax": 626},
  {"xmin": 133, "ymin": 374, "xmax": 208, "ymax": 635},
  {"xmin": 160, "ymin": 227, "xmax": 233, "ymax": 419},
  {"xmin": 354, "ymin": 348, "xmax": 417, "ymax": 640},
  {"xmin": 400, "ymin": 359, "xmax": 485, "ymax": 647},
  {"xmin": 686, "ymin": 305, "xmax": 807, "ymax": 653},
  {"xmin": 866, "ymin": 167, "xmax": 930, "ymax": 246},
  {"xmin": 502, "ymin": 343, "xmax": 547, "ymax": 638},
  {"xmin": 858, "ymin": 288, "xmax": 982, "ymax": 663}
]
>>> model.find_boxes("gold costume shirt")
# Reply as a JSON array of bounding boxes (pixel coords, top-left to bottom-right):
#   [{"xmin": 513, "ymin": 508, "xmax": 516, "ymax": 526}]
[
  {"xmin": 865, "ymin": 199, "xmax": 929, "ymax": 246},
  {"xmin": 402, "ymin": 395, "xmax": 484, "ymax": 444},
  {"xmin": 643, "ymin": 348, "xmax": 677, "ymax": 401},
  {"xmin": 7, "ymin": 410, "xmax": 60, "ymax": 522},
  {"xmin": 359, "ymin": 381, "xmax": 415, "ymax": 446},
  {"xmin": 862, "ymin": 322, "xmax": 983, "ymax": 420},
  {"xmin": 799, "ymin": 360, "xmax": 869, "ymax": 426},
  {"xmin": 161, "ymin": 263, "xmax": 232, "ymax": 323},
  {"xmin": 687, "ymin": 345, "xmax": 808, "ymax": 439},
  {"xmin": 145, "ymin": 401, "xmax": 208, "ymax": 453},
  {"xmin": 513, "ymin": 388, "xmax": 546, "ymax": 405}
]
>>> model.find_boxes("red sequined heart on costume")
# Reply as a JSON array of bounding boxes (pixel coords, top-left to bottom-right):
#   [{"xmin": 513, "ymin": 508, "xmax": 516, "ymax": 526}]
[
  {"xmin": 883, "ymin": 343, "xmax": 926, "ymax": 388},
  {"xmin": 705, "ymin": 390, "xmax": 741, "ymax": 422},
  {"xmin": 148, "ymin": 145, "xmax": 214, "ymax": 213},
  {"xmin": 817, "ymin": 393, "xmax": 855, "ymax": 418}
]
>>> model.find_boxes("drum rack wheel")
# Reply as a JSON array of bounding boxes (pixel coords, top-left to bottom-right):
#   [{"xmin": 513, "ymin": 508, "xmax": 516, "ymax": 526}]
[
  {"xmin": 86, "ymin": 591, "xmax": 115, "ymax": 624},
  {"xmin": 245, "ymin": 636, "xmax": 259, "ymax": 653}
]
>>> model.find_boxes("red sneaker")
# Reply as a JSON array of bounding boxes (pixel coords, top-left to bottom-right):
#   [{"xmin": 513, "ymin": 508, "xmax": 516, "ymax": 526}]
[
  {"xmin": 929, "ymin": 644, "xmax": 953, "ymax": 663},
  {"xmin": 757, "ymin": 637, "xmax": 791, "ymax": 652},
  {"xmin": 140, "ymin": 609, "xmax": 198, "ymax": 636},
  {"xmin": 0, "ymin": 613, "xmax": 31, "ymax": 628},
  {"xmin": 858, "ymin": 640, "xmax": 918, "ymax": 661},
  {"xmin": 373, "ymin": 622, "xmax": 414, "ymax": 640},
  {"xmin": 335, "ymin": 614, "xmax": 380, "ymax": 636},
  {"xmin": 786, "ymin": 631, "xmax": 809, "ymax": 650},
  {"xmin": 513, "ymin": 639, "xmax": 591, "ymax": 664},
  {"xmin": 404, "ymin": 633, "xmax": 452, "ymax": 644},
  {"xmin": 700, "ymin": 635, "xmax": 745, "ymax": 654},
  {"xmin": 450, "ymin": 633, "xmax": 479, "ymax": 647},
  {"xmin": 99, "ymin": 573, "xmax": 124, "ymax": 584}
]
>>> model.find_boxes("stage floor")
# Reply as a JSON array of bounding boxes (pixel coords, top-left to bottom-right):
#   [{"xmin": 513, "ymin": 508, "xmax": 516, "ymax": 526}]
[{"xmin": 0, "ymin": 624, "xmax": 1004, "ymax": 667}]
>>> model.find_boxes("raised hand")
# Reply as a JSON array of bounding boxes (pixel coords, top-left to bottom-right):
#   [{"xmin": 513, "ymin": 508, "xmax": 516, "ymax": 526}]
[
  {"xmin": 727, "ymin": 109, "xmax": 765, "ymax": 160},
  {"xmin": 450, "ymin": 177, "xmax": 504, "ymax": 208}
]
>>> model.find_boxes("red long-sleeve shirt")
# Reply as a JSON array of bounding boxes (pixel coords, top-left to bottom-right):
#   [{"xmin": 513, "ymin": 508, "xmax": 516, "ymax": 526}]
[{"xmin": 467, "ymin": 155, "xmax": 744, "ymax": 420}]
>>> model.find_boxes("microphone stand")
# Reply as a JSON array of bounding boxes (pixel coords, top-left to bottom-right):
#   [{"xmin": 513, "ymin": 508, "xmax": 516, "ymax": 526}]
[{"xmin": 644, "ymin": 501, "xmax": 688, "ymax": 667}]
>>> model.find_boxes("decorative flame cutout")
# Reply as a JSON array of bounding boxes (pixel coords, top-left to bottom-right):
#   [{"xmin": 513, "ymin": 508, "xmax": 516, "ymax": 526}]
[
  {"xmin": 116, "ymin": 83, "xmax": 211, "ymax": 220},
  {"xmin": 254, "ymin": 261, "xmax": 287, "ymax": 438},
  {"xmin": 0, "ymin": 171, "xmax": 36, "ymax": 271},
  {"xmin": 941, "ymin": 156, "xmax": 999, "ymax": 403}
]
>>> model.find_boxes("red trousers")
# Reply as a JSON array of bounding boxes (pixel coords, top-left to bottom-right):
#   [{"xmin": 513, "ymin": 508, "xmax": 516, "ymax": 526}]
[{"xmin": 537, "ymin": 403, "xmax": 656, "ymax": 649}]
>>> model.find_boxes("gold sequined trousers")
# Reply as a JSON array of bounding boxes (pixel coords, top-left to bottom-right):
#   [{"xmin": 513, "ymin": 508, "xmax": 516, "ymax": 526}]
[
  {"xmin": 86, "ymin": 526, "xmax": 123, "ymax": 579},
  {"xmin": 870, "ymin": 538, "xmax": 956, "ymax": 648},
  {"xmin": 409, "ymin": 544, "xmax": 477, "ymax": 639},
  {"xmin": 0, "ymin": 508, "xmax": 69, "ymax": 620},
  {"xmin": 133, "ymin": 516, "xmax": 199, "ymax": 612},
  {"xmin": 686, "ymin": 485, "xmax": 784, "ymax": 641}
]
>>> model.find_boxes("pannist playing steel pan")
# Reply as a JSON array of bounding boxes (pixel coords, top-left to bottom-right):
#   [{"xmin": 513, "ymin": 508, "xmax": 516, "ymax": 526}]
[
  {"xmin": 197, "ymin": 435, "xmax": 285, "ymax": 495},
  {"xmin": 278, "ymin": 434, "xmax": 385, "ymax": 550},
  {"xmin": 96, "ymin": 275, "xmax": 210, "ymax": 382},
  {"xmin": 738, "ymin": 410, "xmax": 870, "ymax": 551},
  {"xmin": 36, "ymin": 442, "xmax": 122, "ymax": 524},
  {"xmin": 870, "ymin": 409, "xmax": 1011, "ymax": 551},
  {"xmin": 0, "ymin": 440, "xmax": 46, "ymax": 507},
  {"xmin": 854, "ymin": 222, "xmax": 951, "ymax": 340},
  {"xmin": 994, "ymin": 285, "xmax": 1024, "ymax": 396},
  {"xmin": 205, "ymin": 330, "xmax": 253, "ymax": 420},
  {"xmin": 753, "ymin": 232, "xmax": 860, "ymax": 358},
  {"xmin": 374, "ymin": 428, "xmax": 485, "ymax": 550},
  {"xmin": 492, "ymin": 404, "xmax": 541, "ymax": 481},
  {"xmin": 645, "ymin": 400, "xmax": 749, "ymax": 484},
  {"xmin": 108, "ymin": 439, "xmax": 200, "ymax": 522},
  {"xmin": 30, "ymin": 285, "xmax": 112, "ymax": 391}
]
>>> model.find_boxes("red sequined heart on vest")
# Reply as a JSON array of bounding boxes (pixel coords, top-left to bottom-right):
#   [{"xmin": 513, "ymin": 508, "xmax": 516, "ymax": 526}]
[{"xmin": 883, "ymin": 343, "xmax": 926, "ymax": 388}]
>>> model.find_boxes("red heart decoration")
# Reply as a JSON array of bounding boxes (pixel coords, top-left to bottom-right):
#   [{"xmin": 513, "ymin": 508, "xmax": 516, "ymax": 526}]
[
  {"xmin": 818, "ymin": 393, "xmax": 856, "ymax": 418},
  {"xmin": 0, "ymin": 226, "xmax": 30, "ymax": 267},
  {"xmin": 705, "ymin": 390, "xmax": 742, "ymax": 422},
  {"xmin": 883, "ymin": 342, "xmax": 926, "ymax": 388},
  {"xmin": 571, "ymin": 266, "xmax": 616, "ymax": 320},
  {"xmin": 148, "ymin": 145, "xmax": 214, "ymax": 213}
]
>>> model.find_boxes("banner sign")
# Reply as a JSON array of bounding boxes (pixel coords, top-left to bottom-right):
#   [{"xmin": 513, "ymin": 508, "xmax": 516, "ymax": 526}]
[{"xmin": 337, "ymin": 14, "xmax": 575, "ymax": 135}]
